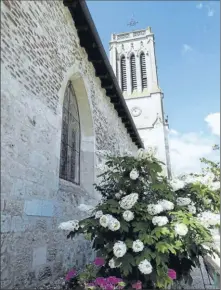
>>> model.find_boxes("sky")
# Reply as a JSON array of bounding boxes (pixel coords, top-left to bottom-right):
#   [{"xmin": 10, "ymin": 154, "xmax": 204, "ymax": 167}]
[{"xmin": 87, "ymin": 0, "xmax": 220, "ymax": 175}]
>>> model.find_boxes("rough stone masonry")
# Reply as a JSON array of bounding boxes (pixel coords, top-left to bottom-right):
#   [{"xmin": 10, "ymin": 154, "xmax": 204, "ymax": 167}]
[{"xmin": 1, "ymin": 0, "xmax": 138, "ymax": 288}]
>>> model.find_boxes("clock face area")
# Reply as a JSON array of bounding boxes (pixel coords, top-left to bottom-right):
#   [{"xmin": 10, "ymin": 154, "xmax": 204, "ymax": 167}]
[{"xmin": 131, "ymin": 107, "xmax": 142, "ymax": 117}]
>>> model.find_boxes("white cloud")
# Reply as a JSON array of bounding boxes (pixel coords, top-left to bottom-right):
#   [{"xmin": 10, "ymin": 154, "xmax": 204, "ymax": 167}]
[
  {"xmin": 182, "ymin": 44, "xmax": 193, "ymax": 54},
  {"xmin": 196, "ymin": 2, "xmax": 215, "ymax": 17},
  {"xmin": 170, "ymin": 129, "xmax": 179, "ymax": 135},
  {"xmin": 169, "ymin": 113, "xmax": 220, "ymax": 177},
  {"xmin": 196, "ymin": 2, "xmax": 203, "ymax": 9},
  {"xmin": 207, "ymin": 7, "xmax": 215, "ymax": 17},
  {"xmin": 205, "ymin": 112, "xmax": 220, "ymax": 136}
]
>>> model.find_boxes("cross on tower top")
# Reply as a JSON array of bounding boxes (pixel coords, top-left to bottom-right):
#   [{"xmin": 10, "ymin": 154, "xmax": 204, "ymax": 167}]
[{"xmin": 127, "ymin": 14, "xmax": 138, "ymax": 27}]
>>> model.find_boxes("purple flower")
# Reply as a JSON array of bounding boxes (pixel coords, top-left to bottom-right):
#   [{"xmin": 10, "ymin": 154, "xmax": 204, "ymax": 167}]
[
  {"xmin": 95, "ymin": 277, "xmax": 107, "ymax": 286},
  {"xmin": 132, "ymin": 281, "xmax": 142, "ymax": 289},
  {"xmin": 104, "ymin": 284, "xmax": 114, "ymax": 290},
  {"xmin": 106, "ymin": 276, "xmax": 120, "ymax": 285},
  {"xmin": 94, "ymin": 257, "xmax": 105, "ymax": 266},
  {"xmin": 65, "ymin": 269, "xmax": 76, "ymax": 281},
  {"xmin": 168, "ymin": 269, "xmax": 177, "ymax": 280}
]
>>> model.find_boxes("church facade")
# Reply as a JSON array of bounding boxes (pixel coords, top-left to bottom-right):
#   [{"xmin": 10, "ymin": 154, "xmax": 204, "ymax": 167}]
[
  {"xmin": 109, "ymin": 28, "xmax": 172, "ymax": 178},
  {"xmin": 1, "ymin": 1, "xmax": 143, "ymax": 288}
]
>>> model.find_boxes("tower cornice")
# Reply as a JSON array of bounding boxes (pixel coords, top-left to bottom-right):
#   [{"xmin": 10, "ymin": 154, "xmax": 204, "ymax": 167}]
[{"xmin": 110, "ymin": 28, "xmax": 153, "ymax": 44}]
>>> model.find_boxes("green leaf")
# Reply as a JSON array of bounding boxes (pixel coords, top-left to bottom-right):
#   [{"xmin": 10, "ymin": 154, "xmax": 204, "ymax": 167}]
[
  {"xmin": 160, "ymin": 227, "xmax": 170, "ymax": 235},
  {"xmin": 120, "ymin": 220, "xmax": 129, "ymax": 233},
  {"xmin": 156, "ymin": 241, "xmax": 170, "ymax": 253},
  {"xmin": 156, "ymin": 255, "xmax": 161, "ymax": 266},
  {"xmin": 125, "ymin": 239, "xmax": 133, "ymax": 248},
  {"xmin": 139, "ymin": 233, "xmax": 156, "ymax": 245}
]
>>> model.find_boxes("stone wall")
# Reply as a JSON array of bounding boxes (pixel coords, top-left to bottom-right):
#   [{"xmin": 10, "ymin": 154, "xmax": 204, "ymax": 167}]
[{"xmin": 1, "ymin": 1, "xmax": 138, "ymax": 288}]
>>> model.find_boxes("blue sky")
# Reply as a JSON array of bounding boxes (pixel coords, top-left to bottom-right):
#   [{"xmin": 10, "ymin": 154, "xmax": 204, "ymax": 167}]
[
  {"xmin": 87, "ymin": 1, "xmax": 219, "ymax": 131},
  {"xmin": 87, "ymin": 1, "xmax": 220, "ymax": 174}
]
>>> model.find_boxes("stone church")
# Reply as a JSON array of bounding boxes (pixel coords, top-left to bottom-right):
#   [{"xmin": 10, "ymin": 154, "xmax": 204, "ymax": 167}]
[{"xmin": 1, "ymin": 0, "xmax": 168, "ymax": 288}]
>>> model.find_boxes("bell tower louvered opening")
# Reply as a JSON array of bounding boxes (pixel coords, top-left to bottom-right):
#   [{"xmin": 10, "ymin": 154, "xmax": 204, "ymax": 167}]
[
  {"xmin": 140, "ymin": 52, "xmax": 147, "ymax": 90},
  {"xmin": 130, "ymin": 54, "xmax": 137, "ymax": 92},
  {"xmin": 121, "ymin": 56, "xmax": 127, "ymax": 92},
  {"xmin": 116, "ymin": 49, "xmax": 119, "ymax": 82}
]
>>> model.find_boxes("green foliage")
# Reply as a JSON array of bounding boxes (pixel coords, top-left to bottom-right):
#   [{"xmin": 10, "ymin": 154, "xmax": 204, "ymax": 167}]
[{"xmin": 64, "ymin": 149, "xmax": 220, "ymax": 289}]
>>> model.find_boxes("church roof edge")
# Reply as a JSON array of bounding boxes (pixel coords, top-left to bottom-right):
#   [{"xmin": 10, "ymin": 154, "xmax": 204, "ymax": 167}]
[{"xmin": 63, "ymin": 0, "xmax": 144, "ymax": 149}]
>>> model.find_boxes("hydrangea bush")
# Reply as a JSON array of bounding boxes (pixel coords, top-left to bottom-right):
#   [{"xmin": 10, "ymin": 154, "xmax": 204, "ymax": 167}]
[{"xmin": 59, "ymin": 149, "xmax": 220, "ymax": 289}]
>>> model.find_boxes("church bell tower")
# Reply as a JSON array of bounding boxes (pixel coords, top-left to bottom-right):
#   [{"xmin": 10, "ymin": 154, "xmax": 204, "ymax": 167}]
[{"xmin": 109, "ymin": 27, "xmax": 172, "ymax": 178}]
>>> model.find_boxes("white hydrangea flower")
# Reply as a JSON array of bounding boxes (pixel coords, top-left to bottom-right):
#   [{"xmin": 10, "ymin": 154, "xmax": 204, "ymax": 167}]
[
  {"xmin": 108, "ymin": 258, "xmax": 116, "ymax": 268},
  {"xmin": 115, "ymin": 192, "xmax": 122, "ymax": 199},
  {"xmin": 204, "ymin": 198, "xmax": 212, "ymax": 205},
  {"xmin": 170, "ymin": 179, "xmax": 186, "ymax": 191},
  {"xmin": 152, "ymin": 216, "xmax": 169, "ymax": 226},
  {"xmin": 174, "ymin": 223, "xmax": 188, "ymax": 236},
  {"xmin": 176, "ymin": 197, "xmax": 191, "ymax": 206},
  {"xmin": 108, "ymin": 218, "xmax": 120, "ymax": 231},
  {"xmin": 95, "ymin": 210, "xmax": 103, "ymax": 219},
  {"xmin": 188, "ymin": 204, "xmax": 196, "ymax": 214},
  {"xmin": 99, "ymin": 215, "xmax": 110, "ymax": 228},
  {"xmin": 147, "ymin": 204, "xmax": 164, "ymax": 215},
  {"xmin": 138, "ymin": 259, "xmax": 153, "ymax": 274},
  {"xmin": 119, "ymin": 193, "xmax": 139, "ymax": 210},
  {"xmin": 58, "ymin": 220, "xmax": 79, "ymax": 231},
  {"xmin": 130, "ymin": 169, "xmax": 139, "ymax": 180},
  {"xmin": 158, "ymin": 199, "xmax": 174, "ymax": 211},
  {"xmin": 136, "ymin": 148, "xmax": 147, "ymax": 160},
  {"xmin": 198, "ymin": 211, "xmax": 220, "ymax": 227},
  {"xmin": 123, "ymin": 210, "xmax": 134, "ymax": 222},
  {"xmin": 99, "ymin": 214, "xmax": 121, "ymax": 231},
  {"xmin": 108, "ymin": 258, "xmax": 121, "ymax": 268},
  {"xmin": 113, "ymin": 241, "xmax": 127, "ymax": 258},
  {"xmin": 132, "ymin": 240, "xmax": 144, "ymax": 253},
  {"xmin": 209, "ymin": 181, "xmax": 220, "ymax": 191}
]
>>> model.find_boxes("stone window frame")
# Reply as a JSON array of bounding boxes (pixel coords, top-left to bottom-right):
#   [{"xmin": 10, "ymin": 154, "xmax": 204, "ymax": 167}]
[
  {"xmin": 59, "ymin": 81, "xmax": 81, "ymax": 185},
  {"xmin": 58, "ymin": 69, "xmax": 96, "ymax": 196}
]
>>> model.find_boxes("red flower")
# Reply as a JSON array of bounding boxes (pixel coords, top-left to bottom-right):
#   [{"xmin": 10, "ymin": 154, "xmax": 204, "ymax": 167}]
[
  {"xmin": 94, "ymin": 257, "xmax": 105, "ymax": 266},
  {"xmin": 132, "ymin": 281, "xmax": 142, "ymax": 289},
  {"xmin": 65, "ymin": 269, "xmax": 76, "ymax": 281},
  {"xmin": 168, "ymin": 269, "xmax": 177, "ymax": 280}
]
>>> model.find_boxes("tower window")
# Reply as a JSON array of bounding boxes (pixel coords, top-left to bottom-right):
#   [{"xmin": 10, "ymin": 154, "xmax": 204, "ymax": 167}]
[
  {"xmin": 130, "ymin": 54, "xmax": 137, "ymax": 92},
  {"xmin": 121, "ymin": 55, "xmax": 127, "ymax": 91},
  {"xmin": 59, "ymin": 81, "xmax": 80, "ymax": 184},
  {"xmin": 140, "ymin": 52, "xmax": 147, "ymax": 90}
]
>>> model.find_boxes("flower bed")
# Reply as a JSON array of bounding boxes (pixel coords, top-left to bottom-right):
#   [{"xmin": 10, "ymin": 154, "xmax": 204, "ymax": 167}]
[{"xmin": 59, "ymin": 149, "xmax": 220, "ymax": 289}]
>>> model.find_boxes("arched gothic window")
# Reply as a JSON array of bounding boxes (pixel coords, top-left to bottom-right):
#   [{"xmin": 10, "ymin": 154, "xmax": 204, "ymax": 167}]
[
  {"xmin": 130, "ymin": 53, "xmax": 137, "ymax": 91},
  {"xmin": 59, "ymin": 81, "xmax": 80, "ymax": 184},
  {"xmin": 140, "ymin": 52, "xmax": 147, "ymax": 90},
  {"xmin": 121, "ymin": 55, "xmax": 127, "ymax": 91}
]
